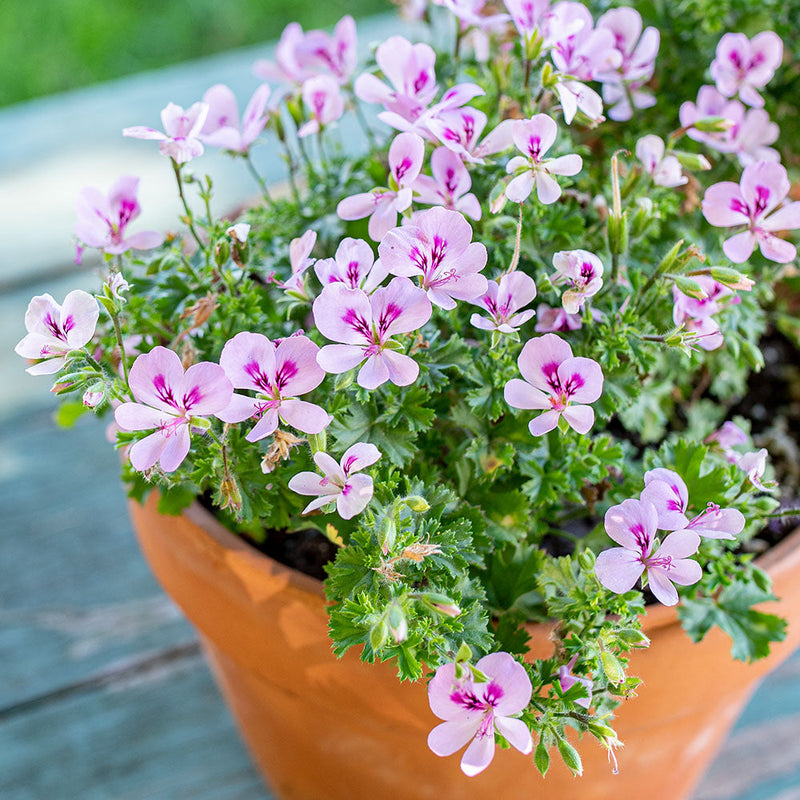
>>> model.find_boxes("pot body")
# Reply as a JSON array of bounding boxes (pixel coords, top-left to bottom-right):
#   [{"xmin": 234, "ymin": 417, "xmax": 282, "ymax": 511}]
[{"xmin": 130, "ymin": 494, "xmax": 800, "ymax": 800}]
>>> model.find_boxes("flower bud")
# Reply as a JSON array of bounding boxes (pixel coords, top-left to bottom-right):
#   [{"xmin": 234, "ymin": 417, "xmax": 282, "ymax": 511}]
[
  {"xmin": 692, "ymin": 115, "xmax": 735, "ymax": 132},
  {"xmin": 82, "ymin": 385, "xmax": 104, "ymax": 408},
  {"xmin": 710, "ymin": 266, "xmax": 755, "ymax": 290},
  {"xmin": 387, "ymin": 600, "xmax": 408, "ymax": 643},
  {"xmin": 402, "ymin": 495, "xmax": 430, "ymax": 513},
  {"xmin": 379, "ymin": 516, "xmax": 397, "ymax": 555},
  {"xmin": 674, "ymin": 276, "xmax": 707, "ymax": 299},
  {"xmin": 673, "ymin": 150, "xmax": 712, "ymax": 171},
  {"xmin": 600, "ymin": 651, "xmax": 625, "ymax": 684}
]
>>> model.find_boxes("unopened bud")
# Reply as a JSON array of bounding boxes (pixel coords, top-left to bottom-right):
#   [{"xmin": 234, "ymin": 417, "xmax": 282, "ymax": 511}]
[
  {"xmin": 82, "ymin": 385, "xmax": 104, "ymax": 408},
  {"xmin": 416, "ymin": 591, "xmax": 461, "ymax": 618},
  {"xmin": 402, "ymin": 495, "xmax": 430, "ymax": 513},
  {"xmin": 387, "ymin": 600, "xmax": 408, "ymax": 643},
  {"xmin": 490, "ymin": 181, "xmax": 507, "ymax": 214},
  {"xmin": 379, "ymin": 516, "xmax": 397, "ymax": 555},
  {"xmin": 692, "ymin": 115, "xmax": 735, "ymax": 133},
  {"xmin": 674, "ymin": 276, "xmax": 707, "ymax": 299},
  {"xmin": 673, "ymin": 150, "xmax": 712, "ymax": 171},
  {"xmin": 710, "ymin": 266, "xmax": 755, "ymax": 290}
]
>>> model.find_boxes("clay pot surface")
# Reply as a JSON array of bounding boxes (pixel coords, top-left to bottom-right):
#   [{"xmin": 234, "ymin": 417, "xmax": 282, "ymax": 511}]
[{"xmin": 130, "ymin": 493, "xmax": 800, "ymax": 800}]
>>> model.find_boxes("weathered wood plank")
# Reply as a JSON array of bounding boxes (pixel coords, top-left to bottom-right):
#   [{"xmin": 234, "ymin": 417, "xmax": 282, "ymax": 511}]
[
  {"xmin": 0, "ymin": 651, "xmax": 270, "ymax": 800},
  {"xmin": 0, "ymin": 406, "xmax": 191, "ymax": 707}
]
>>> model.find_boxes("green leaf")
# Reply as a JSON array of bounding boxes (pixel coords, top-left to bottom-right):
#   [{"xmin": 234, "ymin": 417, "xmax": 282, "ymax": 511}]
[
  {"xmin": 679, "ymin": 579, "xmax": 787, "ymax": 662},
  {"xmin": 55, "ymin": 401, "xmax": 88, "ymax": 428}
]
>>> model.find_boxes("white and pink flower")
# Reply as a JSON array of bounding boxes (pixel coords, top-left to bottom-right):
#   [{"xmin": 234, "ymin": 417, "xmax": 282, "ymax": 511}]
[
  {"xmin": 74, "ymin": 175, "xmax": 163, "ymax": 256},
  {"xmin": 413, "ymin": 147, "xmax": 482, "ymax": 220},
  {"xmin": 200, "ymin": 84, "xmax": 271, "ymax": 153},
  {"xmin": 114, "ymin": 346, "xmax": 233, "ymax": 473},
  {"xmin": 551, "ymin": 249, "xmax": 604, "ymax": 314},
  {"xmin": 298, "ymin": 75, "xmax": 345, "ymax": 137},
  {"xmin": 337, "ymin": 132, "xmax": 425, "ymax": 241},
  {"xmin": 635, "ymin": 135, "xmax": 688, "ymax": 188},
  {"xmin": 427, "ymin": 652, "xmax": 533, "ymax": 776},
  {"xmin": 710, "ymin": 31, "xmax": 783, "ymax": 108},
  {"xmin": 469, "ymin": 271, "xmax": 537, "ymax": 333},
  {"xmin": 702, "ymin": 161, "xmax": 800, "ymax": 263},
  {"xmin": 123, "ymin": 102, "xmax": 209, "ymax": 164},
  {"xmin": 313, "ymin": 277, "xmax": 432, "ymax": 389},
  {"xmin": 314, "ymin": 238, "xmax": 388, "ymax": 292},
  {"xmin": 594, "ymin": 498, "xmax": 702, "ymax": 606},
  {"xmin": 504, "ymin": 333, "xmax": 603, "ymax": 435},
  {"xmin": 15, "ymin": 290, "xmax": 100, "ymax": 376},
  {"xmin": 379, "ymin": 207, "xmax": 488, "ymax": 309},
  {"xmin": 216, "ymin": 332, "xmax": 331, "ymax": 441},
  {"xmin": 505, "ymin": 115, "xmax": 582, "ymax": 204},
  {"xmin": 288, "ymin": 442, "xmax": 381, "ymax": 519}
]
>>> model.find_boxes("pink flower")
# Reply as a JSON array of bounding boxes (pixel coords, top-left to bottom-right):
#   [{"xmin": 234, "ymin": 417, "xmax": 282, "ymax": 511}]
[
  {"xmin": 15, "ymin": 290, "xmax": 100, "ymax": 376},
  {"xmin": 680, "ymin": 503, "xmax": 746, "ymax": 541},
  {"xmin": 413, "ymin": 147, "xmax": 482, "ymax": 220},
  {"xmin": 547, "ymin": 2, "xmax": 621, "ymax": 82},
  {"xmin": 551, "ymin": 249, "xmax": 604, "ymax": 314},
  {"xmin": 379, "ymin": 207, "xmax": 488, "ymax": 309},
  {"xmin": 505, "ymin": 115, "xmax": 582, "ymax": 204},
  {"xmin": 123, "ymin": 102, "xmax": 209, "ymax": 164},
  {"xmin": 74, "ymin": 175, "xmax": 163, "ymax": 256},
  {"xmin": 114, "ymin": 346, "xmax": 233, "ymax": 473},
  {"xmin": 671, "ymin": 276, "xmax": 736, "ymax": 351},
  {"xmin": 679, "ymin": 86, "xmax": 744, "ymax": 154},
  {"xmin": 254, "ymin": 16, "xmax": 357, "ymax": 86},
  {"xmin": 504, "ymin": 333, "xmax": 603, "ymax": 435},
  {"xmin": 298, "ymin": 75, "xmax": 345, "ymax": 137},
  {"xmin": 288, "ymin": 442, "xmax": 381, "ymax": 519},
  {"xmin": 337, "ymin": 132, "xmax": 425, "ymax": 241},
  {"xmin": 314, "ymin": 238, "xmax": 389, "ymax": 292},
  {"xmin": 553, "ymin": 79, "xmax": 604, "ymax": 125},
  {"xmin": 594, "ymin": 498, "xmax": 702, "ymax": 606},
  {"xmin": 702, "ymin": 161, "xmax": 800, "ymax": 263},
  {"xmin": 469, "ymin": 271, "xmax": 537, "ymax": 333},
  {"xmin": 216, "ymin": 332, "xmax": 331, "ymax": 441},
  {"xmin": 427, "ymin": 652, "xmax": 533, "ymax": 777},
  {"xmin": 706, "ymin": 420, "xmax": 749, "ymax": 452},
  {"xmin": 313, "ymin": 277, "xmax": 432, "ymax": 389},
  {"xmin": 534, "ymin": 303, "xmax": 584, "ymax": 332},
  {"xmin": 558, "ymin": 655, "xmax": 593, "ymax": 709},
  {"xmin": 354, "ymin": 37, "xmax": 439, "ymax": 127},
  {"xmin": 710, "ymin": 32, "xmax": 783, "ymax": 108},
  {"xmin": 504, "ymin": 0, "xmax": 550, "ymax": 41},
  {"xmin": 200, "ymin": 84, "xmax": 271, "ymax": 153},
  {"xmin": 635, "ymin": 135, "xmax": 688, "ymax": 188},
  {"xmin": 730, "ymin": 108, "xmax": 780, "ymax": 166},
  {"xmin": 738, "ymin": 448, "xmax": 769, "ymax": 491},
  {"xmin": 640, "ymin": 468, "xmax": 689, "ymax": 531},
  {"xmin": 596, "ymin": 7, "xmax": 660, "ymax": 121},
  {"xmin": 426, "ymin": 106, "xmax": 486, "ymax": 161},
  {"xmin": 277, "ymin": 230, "xmax": 317, "ymax": 300}
]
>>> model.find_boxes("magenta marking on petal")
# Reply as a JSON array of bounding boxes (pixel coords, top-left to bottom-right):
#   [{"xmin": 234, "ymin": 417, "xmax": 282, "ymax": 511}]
[
  {"xmin": 182, "ymin": 385, "xmax": 202, "ymax": 409},
  {"xmin": 342, "ymin": 308, "xmax": 373, "ymax": 341},
  {"xmin": 754, "ymin": 185, "xmax": 770, "ymax": 216},
  {"xmin": 341, "ymin": 454, "xmax": 359, "ymax": 475},
  {"xmin": 152, "ymin": 373, "xmax": 179, "ymax": 410},
  {"xmin": 413, "ymin": 71, "xmax": 430, "ymax": 93},
  {"xmin": 274, "ymin": 359, "xmax": 299, "ymax": 391},
  {"xmin": 450, "ymin": 687, "xmax": 486, "ymax": 712},
  {"xmin": 244, "ymin": 360, "xmax": 273, "ymax": 393},
  {"xmin": 346, "ymin": 261, "xmax": 360, "ymax": 288},
  {"xmin": 630, "ymin": 522, "xmax": 649, "ymax": 552},
  {"xmin": 730, "ymin": 198, "xmax": 749, "ymax": 216},
  {"xmin": 44, "ymin": 312, "xmax": 68, "ymax": 342},
  {"xmin": 527, "ymin": 136, "xmax": 542, "ymax": 161},
  {"xmin": 378, "ymin": 302, "xmax": 403, "ymax": 337},
  {"xmin": 562, "ymin": 372, "xmax": 585, "ymax": 397},
  {"xmin": 482, "ymin": 681, "xmax": 504, "ymax": 707}
]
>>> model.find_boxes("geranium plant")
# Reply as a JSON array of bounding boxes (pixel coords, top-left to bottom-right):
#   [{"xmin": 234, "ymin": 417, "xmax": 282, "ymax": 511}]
[{"xmin": 15, "ymin": 0, "xmax": 800, "ymax": 781}]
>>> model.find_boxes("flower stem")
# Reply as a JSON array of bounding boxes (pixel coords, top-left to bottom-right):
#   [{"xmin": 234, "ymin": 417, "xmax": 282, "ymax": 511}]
[
  {"xmin": 171, "ymin": 159, "xmax": 206, "ymax": 252},
  {"xmin": 245, "ymin": 152, "xmax": 273, "ymax": 204}
]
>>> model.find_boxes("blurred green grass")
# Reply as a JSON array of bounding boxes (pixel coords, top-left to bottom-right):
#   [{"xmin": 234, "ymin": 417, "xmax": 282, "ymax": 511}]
[{"xmin": 0, "ymin": 0, "xmax": 389, "ymax": 107}]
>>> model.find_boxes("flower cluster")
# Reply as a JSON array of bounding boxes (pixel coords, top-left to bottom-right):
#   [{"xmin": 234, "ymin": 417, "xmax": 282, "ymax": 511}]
[{"xmin": 15, "ymin": 0, "xmax": 795, "ymax": 786}]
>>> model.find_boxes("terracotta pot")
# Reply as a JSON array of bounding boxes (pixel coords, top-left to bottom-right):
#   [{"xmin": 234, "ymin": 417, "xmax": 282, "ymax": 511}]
[{"xmin": 130, "ymin": 493, "xmax": 800, "ymax": 800}]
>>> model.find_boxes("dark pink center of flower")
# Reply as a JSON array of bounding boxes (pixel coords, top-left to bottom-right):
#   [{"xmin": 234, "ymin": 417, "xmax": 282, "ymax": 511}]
[
  {"xmin": 182, "ymin": 385, "xmax": 202, "ymax": 409},
  {"xmin": 450, "ymin": 679, "xmax": 504, "ymax": 713},
  {"xmin": 413, "ymin": 71, "xmax": 430, "ymax": 94},
  {"xmin": 629, "ymin": 522, "xmax": 651, "ymax": 553},
  {"xmin": 666, "ymin": 485, "xmax": 686, "ymax": 512},
  {"xmin": 244, "ymin": 360, "xmax": 274, "ymax": 394},
  {"xmin": 342, "ymin": 454, "xmax": 359, "ymax": 476},
  {"xmin": 527, "ymin": 135, "xmax": 542, "ymax": 162}
]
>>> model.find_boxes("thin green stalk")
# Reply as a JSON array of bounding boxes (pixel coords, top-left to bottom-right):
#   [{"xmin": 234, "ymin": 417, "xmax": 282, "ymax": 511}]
[
  {"xmin": 171, "ymin": 159, "xmax": 206, "ymax": 252},
  {"xmin": 245, "ymin": 152, "xmax": 273, "ymax": 203}
]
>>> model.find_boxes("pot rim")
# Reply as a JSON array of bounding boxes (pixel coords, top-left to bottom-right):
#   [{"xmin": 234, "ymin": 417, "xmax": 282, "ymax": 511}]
[{"xmin": 179, "ymin": 497, "xmax": 800, "ymax": 635}]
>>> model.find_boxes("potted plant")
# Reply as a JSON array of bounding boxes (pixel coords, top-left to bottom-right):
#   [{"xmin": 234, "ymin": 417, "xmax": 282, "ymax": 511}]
[{"xmin": 14, "ymin": 1, "xmax": 800, "ymax": 798}]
